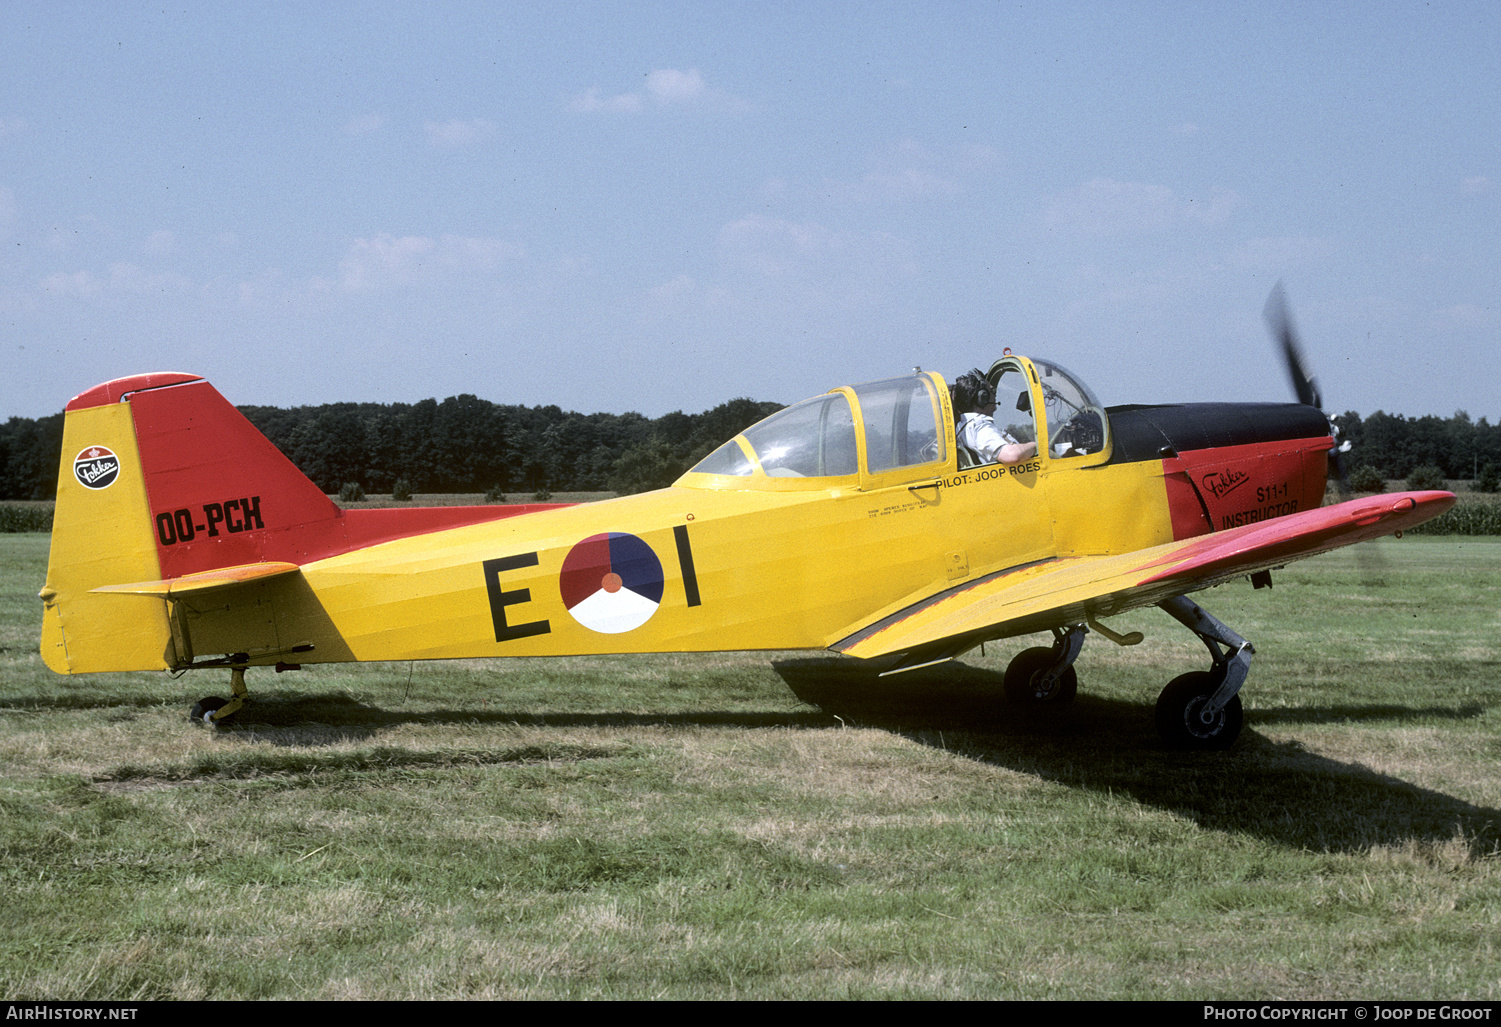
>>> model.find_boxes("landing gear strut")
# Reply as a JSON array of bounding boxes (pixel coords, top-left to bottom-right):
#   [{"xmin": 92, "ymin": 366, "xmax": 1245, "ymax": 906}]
[
  {"xmin": 190, "ymin": 666, "xmax": 248, "ymax": 728},
  {"xmin": 1154, "ymin": 596, "xmax": 1252, "ymax": 749},
  {"xmin": 1003, "ymin": 624, "xmax": 1086, "ymax": 705}
]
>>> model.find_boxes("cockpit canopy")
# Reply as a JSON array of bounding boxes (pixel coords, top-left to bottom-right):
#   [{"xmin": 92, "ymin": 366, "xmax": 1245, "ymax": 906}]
[
  {"xmin": 682, "ymin": 357, "xmax": 1110, "ymax": 489},
  {"xmin": 687, "ymin": 374, "xmax": 947, "ymax": 486},
  {"xmin": 989, "ymin": 356, "xmax": 1109, "ymax": 462}
]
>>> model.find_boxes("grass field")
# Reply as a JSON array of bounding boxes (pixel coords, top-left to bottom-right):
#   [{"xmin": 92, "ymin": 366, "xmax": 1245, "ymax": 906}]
[{"xmin": 2, "ymin": 532, "xmax": 1499, "ymax": 1000}]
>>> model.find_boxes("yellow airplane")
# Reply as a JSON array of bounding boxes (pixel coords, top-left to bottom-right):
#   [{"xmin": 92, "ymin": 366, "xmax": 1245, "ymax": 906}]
[{"xmin": 39, "ymin": 330, "xmax": 1453, "ymax": 749}]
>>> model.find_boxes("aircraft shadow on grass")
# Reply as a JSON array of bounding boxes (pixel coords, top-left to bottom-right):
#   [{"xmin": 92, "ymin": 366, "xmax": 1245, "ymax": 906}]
[
  {"xmin": 772, "ymin": 657, "xmax": 1501, "ymax": 860},
  {"xmin": 154, "ymin": 690, "xmax": 833, "ymax": 746},
  {"xmin": 59, "ymin": 655, "xmax": 1494, "ymax": 860}
]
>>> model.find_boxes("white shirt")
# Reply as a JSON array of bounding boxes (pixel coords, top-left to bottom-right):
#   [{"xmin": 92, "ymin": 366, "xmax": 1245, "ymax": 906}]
[{"xmin": 957, "ymin": 412, "xmax": 1017, "ymax": 464}]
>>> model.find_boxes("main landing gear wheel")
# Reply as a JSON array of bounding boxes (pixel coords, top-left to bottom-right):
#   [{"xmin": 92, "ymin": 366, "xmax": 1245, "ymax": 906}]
[
  {"xmin": 1155, "ymin": 671, "xmax": 1243, "ymax": 750},
  {"xmin": 190, "ymin": 696, "xmax": 230, "ymax": 726},
  {"xmin": 1003, "ymin": 646, "xmax": 1078, "ymax": 705}
]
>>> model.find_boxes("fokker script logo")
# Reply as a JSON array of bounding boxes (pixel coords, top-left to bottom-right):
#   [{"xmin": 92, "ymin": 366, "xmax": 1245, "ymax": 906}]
[
  {"xmin": 1201, "ymin": 468, "xmax": 1250, "ymax": 499},
  {"xmin": 73, "ymin": 446, "xmax": 121, "ymax": 490}
]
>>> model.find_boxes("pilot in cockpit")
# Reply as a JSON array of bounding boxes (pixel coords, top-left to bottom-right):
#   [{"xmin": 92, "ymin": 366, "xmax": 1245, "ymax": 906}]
[{"xmin": 952, "ymin": 369, "xmax": 1039, "ymax": 466}]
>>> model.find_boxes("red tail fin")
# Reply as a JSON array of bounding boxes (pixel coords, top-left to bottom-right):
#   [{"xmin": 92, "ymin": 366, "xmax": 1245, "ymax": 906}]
[{"xmin": 123, "ymin": 377, "xmax": 345, "ymax": 577}]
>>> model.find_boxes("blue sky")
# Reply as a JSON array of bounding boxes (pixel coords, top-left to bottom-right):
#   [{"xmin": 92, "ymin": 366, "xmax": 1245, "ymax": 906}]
[{"xmin": 2, "ymin": 2, "xmax": 1497, "ymax": 423}]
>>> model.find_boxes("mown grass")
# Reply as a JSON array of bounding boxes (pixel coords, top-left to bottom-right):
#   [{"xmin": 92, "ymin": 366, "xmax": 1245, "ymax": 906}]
[{"xmin": 2, "ymin": 532, "xmax": 1499, "ymax": 999}]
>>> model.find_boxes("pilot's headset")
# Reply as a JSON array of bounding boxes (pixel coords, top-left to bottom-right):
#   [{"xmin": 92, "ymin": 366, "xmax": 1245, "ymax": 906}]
[{"xmin": 955, "ymin": 369, "xmax": 994, "ymax": 412}]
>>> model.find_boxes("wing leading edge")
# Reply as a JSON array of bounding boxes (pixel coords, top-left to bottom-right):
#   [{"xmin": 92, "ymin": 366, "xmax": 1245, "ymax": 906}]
[{"xmin": 835, "ymin": 490, "xmax": 1456, "ymax": 664}]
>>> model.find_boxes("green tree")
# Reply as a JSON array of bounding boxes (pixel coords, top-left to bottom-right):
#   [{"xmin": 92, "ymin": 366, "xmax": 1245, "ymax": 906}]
[
  {"xmin": 609, "ymin": 440, "xmax": 682, "ymax": 495},
  {"xmin": 286, "ymin": 405, "xmax": 369, "ymax": 492},
  {"xmin": 428, "ymin": 394, "xmax": 508, "ymax": 492},
  {"xmin": 0, "ymin": 412, "xmax": 64, "ymax": 500},
  {"xmin": 1347, "ymin": 465, "xmax": 1386, "ymax": 493},
  {"xmin": 1406, "ymin": 465, "xmax": 1446, "ymax": 491}
]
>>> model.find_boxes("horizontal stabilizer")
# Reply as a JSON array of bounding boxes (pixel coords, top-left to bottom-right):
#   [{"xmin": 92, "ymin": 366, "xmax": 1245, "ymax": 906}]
[{"xmin": 91, "ymin": 561, "xmax": 302, "ymax": 598}]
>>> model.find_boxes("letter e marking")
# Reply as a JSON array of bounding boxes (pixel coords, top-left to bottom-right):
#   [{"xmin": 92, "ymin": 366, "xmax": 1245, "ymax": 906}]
[{"xmin": 483, "ymin": 553, "xmax": 551, "ymax": 643}]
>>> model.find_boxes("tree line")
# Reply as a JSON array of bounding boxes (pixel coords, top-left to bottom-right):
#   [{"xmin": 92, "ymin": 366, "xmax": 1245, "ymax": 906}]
[
  {"xmin": 1331, "ymin": 410, "xmax": 1501, "ymax": 483},
  {"xmin": 3, "ymin": 401, "xmax": 1498, "ymax": 501},
  {"xmin": 0, "ymin": 395, "xmax": 785, "ymax": 500}
]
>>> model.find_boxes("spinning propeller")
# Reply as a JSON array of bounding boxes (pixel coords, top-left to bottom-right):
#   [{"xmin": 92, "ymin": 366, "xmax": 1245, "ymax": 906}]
[
  {"xmin": 1264, "ymin": 282, "xmax": 1350, "ymax": 487},
  {"xmin": 1265, "ymin": 282, "xmax": 1385, "ymax": 582},
  {"xmin": 1264, "ymin": 281, "xmax": 1321, "ymax": 410}
]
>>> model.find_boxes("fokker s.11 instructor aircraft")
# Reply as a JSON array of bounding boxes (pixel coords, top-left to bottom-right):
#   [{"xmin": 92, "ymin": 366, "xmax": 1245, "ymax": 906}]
[{"xmin": 39, "ymin": 292, "xmax": 1454, "ymax": 748}]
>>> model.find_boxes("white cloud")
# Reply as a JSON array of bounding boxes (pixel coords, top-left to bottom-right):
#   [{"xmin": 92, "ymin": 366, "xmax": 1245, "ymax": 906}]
[
  {"xmin": 759, "ymin": 177, "xmax": 789, "ymax": 200},
  {"xmin": 570, "ymin": 68, "xmax": 745, "ymax": 114},
  {"xmin": 40, "ymin": 270, "xmax": 99, "ymax": 298},
  {"xmin": 1225, "ymin": 235, "xmax": 1335, "ymax": 272},
  {"xmin": 0, "ymin": 117, "xmax": 27, "ymax": 137},
  {"xmin": 822, "ymin": 141, "xmax": 994, "ymax": 204},
  {"xmin": 826, "ymin": 167, "xmax": 960, "ymax": 204},
  {"xmin": 423, "ymin": 118, "xmax": 497, "ymax": 147},
  {"xmin": 569, "ymin": 88, "xmax": 642, "ymax": 113},
  {"xmin": 1461, "ymin": 176, "xmax": 1493, "ymax": 196},
  {"xmin": 142, "ymin": 230, "xmax": 176, "ymax": 256},
  {"xmin": 334, "ymin": 233, "xmax": 524, "ymax": 292},
  {"xmin": 0, "ymin": 185, "xmax": 14, "ymax": 223},
  {"xmin": 344, "ymin": 113, "xmax": 385, "ymax": 135},
  {"xmin": 719, "ymin": 215, "xmax": 843, "ymax": 276},
  {"xmin": 1435, "ymin": 303, "xmax": 1497, "ymax": 329},
  {"xmin": 715, "ymin": 214, "xmax": 915, "ymax": 300},
  {"xmin": 439, "ymin": 234, "xmax": 523, "ymax": 270},
  {"xmin": 338, "ymin": 235, "xmax": 435, "ymax": 291},
  {"xmin": 39, "ymin": 263, "xmax": 191, "ymax": 299},
  {"xmin": 105, "ymin": 262, "xmax": 191, "ymax": 294},
  {"xmin": 1041, "ymin": 178, "xmax": 1239, "ymax": 235},
  {"xmin": 650, "ymin": 275, "xmax": 696, "ymax": 301},
  {"xmin": 646, "ymin": 68, "xmax": 705, "ymax": 103}
]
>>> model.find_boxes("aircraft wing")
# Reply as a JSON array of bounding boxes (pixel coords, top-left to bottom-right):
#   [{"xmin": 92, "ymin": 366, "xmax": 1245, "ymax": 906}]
[{"xmin": 835, "ymin": 490, "xmax": 1455, "ymax": 665}]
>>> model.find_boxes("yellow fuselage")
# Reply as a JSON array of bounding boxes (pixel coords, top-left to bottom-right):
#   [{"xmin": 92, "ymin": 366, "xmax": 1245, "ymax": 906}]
[
  {"xmin": 170, "ymin": 458, "xmax": 1171, "ymax": 667},
  {"xmin": 43, "ymin": 360, "xmax": 1332, "ymax": 675}
]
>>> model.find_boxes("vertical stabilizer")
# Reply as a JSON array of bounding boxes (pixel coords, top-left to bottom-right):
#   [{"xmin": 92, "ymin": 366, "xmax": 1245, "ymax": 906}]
[{"xmin": 41, "ymin": 373, "xmax": 346, "ymax": 673}]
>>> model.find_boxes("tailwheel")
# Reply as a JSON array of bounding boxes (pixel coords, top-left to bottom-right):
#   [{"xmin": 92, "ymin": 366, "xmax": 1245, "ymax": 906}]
[
  {"xmin": 190, "ymin": 696, "xmax": 230, "ymax": 726},
  {"xmin": 191, "ymin": 666, "xmax": 250, "ymax": 727},
  {"xmin": 1003, "ymin": 645, "xmax": 1078, "ymax": 705},
  {"xmin": 1155, "ymin": 671, "xmax": 1243, "ymax": 750}
]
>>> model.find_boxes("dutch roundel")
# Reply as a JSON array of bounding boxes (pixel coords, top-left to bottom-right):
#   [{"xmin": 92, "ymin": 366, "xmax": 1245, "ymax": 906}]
[{"xmin": 559, "ymin": 532, "xmax": 665, "ymax": 634}]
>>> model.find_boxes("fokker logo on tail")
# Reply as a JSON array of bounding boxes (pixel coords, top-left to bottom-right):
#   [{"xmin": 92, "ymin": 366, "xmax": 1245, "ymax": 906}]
[{"xmin": 73, "ymin": 446, "xmax": 120, "ymax": 490}]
